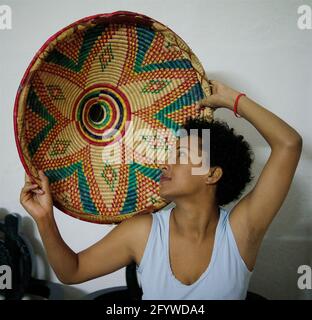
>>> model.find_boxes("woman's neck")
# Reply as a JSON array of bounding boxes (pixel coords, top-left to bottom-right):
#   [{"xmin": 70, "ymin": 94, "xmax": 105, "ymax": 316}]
[{"xmin": 171, "ymin": 202, "xmax": 220, "ymax": 242}]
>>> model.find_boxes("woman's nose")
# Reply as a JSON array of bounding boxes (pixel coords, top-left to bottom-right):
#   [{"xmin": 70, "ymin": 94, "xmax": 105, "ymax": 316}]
[{"xmin": 160, "ymin": 163, "xmax": 169, "ymax": 173}]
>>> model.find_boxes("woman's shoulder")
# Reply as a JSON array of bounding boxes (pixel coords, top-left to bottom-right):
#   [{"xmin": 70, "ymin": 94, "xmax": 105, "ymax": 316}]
[
  {"xmin": 122, "ymin": 212, "xmax": 154, "ymax": 265},
  {"xmin": 126, "ymin": 212, "xmax": 154, "ymax": 234},
  {"xmin": 129, "ymin": 206, "xmax": 171, "ymax": 265}
]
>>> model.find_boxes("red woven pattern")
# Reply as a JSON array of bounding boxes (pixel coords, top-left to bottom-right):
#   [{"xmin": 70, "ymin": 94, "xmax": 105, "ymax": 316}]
[{"xmin": 14, "ymin": 11, "xmax": 213, "ymax": 224}]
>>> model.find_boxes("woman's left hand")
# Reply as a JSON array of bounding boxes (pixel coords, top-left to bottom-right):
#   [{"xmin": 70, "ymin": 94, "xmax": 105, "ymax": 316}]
[{"xmin": 196, "ymin": 80, "xmax": 241, "ymax": 112}]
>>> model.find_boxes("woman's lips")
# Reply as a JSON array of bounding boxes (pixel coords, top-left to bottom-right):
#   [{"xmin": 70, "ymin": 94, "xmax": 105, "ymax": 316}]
[{"xmin": 160, "ymin": 176, "xmax": 171, "ymax": 182}]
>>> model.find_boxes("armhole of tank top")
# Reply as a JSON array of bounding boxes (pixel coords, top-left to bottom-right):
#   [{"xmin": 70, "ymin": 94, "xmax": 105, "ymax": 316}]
[
  {"xmin": 136, "ymin": 213, "xmax": 156, "ymax": 274},
  {"xmin": 226, "ymin": 212, "xmax": 253, "ymax": 275}
]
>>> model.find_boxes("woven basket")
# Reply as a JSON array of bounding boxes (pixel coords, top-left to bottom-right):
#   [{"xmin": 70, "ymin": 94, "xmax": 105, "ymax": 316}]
[{"xmin": 14, "ymin": 11, "xmax": 213, "ymax": 224}]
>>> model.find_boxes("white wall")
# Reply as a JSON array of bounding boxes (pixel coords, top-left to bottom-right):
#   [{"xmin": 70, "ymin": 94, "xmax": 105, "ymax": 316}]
[{"xmin": 1, "ymin": 0, "xmax": 311, "ymax": 299}]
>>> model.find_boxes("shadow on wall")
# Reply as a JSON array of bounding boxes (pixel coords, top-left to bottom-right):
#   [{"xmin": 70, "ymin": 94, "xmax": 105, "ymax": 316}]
[
  {"xmin": 249, "ymin": 235, "xmax": 312, "ymax": 300},
  {"xmin": 235, "ymin": 144, "xmax": 311, "ymax": 299},
  {"xmin": 206, "ymin": 73, "xmax": 310, "ymax": 299},
  {"xmin": 247, "ymin": 157, "xmax": 312, "ymax": 299}
]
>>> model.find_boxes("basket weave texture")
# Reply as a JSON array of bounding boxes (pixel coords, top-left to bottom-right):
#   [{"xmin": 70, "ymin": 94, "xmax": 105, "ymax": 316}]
[{"xmin": 14, "ymin": 11, "xmax": 213, "ymax": 224}]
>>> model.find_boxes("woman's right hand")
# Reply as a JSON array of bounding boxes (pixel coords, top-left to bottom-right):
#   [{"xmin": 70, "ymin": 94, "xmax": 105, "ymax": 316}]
[
  {"xmin": 196, "ymin": 80, "xmax": 241, "ymax": 111},
  {"xmin": 20, "ymin": 170, "xmax": 54, "ymax": 222}
]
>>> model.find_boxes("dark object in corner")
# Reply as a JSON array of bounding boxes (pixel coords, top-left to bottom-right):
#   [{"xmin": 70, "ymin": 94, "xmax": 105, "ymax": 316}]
[{"xmin": 0, "ymin": 213, "xmax": 64, "ymax": 300}]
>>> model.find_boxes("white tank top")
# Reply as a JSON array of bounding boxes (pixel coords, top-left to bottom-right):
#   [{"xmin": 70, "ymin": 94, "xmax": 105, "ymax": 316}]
[{"xmin": 136, "ymin": 205, "xmax": 253, "ymax": 300}]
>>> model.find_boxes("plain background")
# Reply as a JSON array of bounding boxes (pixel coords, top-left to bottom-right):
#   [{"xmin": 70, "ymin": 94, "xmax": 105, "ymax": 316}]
[{"xmin": 0, "ymin": 0, "xmax": 311, "ymax": 299}]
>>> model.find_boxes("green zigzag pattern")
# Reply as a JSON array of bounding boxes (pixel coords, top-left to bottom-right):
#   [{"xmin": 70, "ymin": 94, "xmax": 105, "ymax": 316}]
[
  {"xmin": 26, "ymin": 87, "xmax": 57, "ymax": 159},
  {"xmin": 134, "ymin": 26, "xmax": 193, "ymax": 73},
  {"xmin": 44, "ymin": 161, "xmax": 98, "ymax": 214},
  {"xmin": 120, "ymin": 163, "xmax": 162, "ymax": 214},
  {"xmin": 134, "ymin": 27, "xmax": 205, "ymax": 130},
  {"xmin": 154, "ymin": 82, "xmax": 204, "ymax": 133},
  {"xmin": 45, "ymin": 23, "xmax": 107, "ymax": 72}
]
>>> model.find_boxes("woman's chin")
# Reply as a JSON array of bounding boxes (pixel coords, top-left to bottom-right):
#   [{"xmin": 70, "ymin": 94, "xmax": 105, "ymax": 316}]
[
  {"xmin": 159, "ymin": 189, "xmax": 173, "ymax": 201},
  {"xmin": 159, "ymin": 189, "xmax": 168, "ymax": 199}
]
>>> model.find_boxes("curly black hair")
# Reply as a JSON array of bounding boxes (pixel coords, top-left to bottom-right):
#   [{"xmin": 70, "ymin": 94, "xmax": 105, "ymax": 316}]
[{"xmin": 180, "ymin": 116, "xmax": 255, "ymax": 206}]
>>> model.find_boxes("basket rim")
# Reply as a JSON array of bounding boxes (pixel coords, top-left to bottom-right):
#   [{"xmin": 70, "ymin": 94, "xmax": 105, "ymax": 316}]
[{"xmin": 13, "ymin": 10, "xmax": 209, "ymax": 224}]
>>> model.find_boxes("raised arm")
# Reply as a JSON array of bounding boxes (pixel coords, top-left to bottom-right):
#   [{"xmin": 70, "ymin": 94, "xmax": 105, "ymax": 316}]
[
  {"xmin": 20, "ymin": 171, "xmax": 146, "ymax": 284},
  {"xmin": 198, "ymin": 80, "xmax": 303, "ymax": 270}
]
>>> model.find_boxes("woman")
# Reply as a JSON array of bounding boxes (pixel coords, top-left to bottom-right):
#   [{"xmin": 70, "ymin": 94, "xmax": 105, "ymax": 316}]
[{"xmin": 20, "ymin": 80, "xmax": 302, "ymax": 300}]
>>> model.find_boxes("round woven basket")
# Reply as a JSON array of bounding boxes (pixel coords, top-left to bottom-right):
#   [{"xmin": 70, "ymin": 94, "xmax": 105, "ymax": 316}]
[{"xmin": 14, "ymin": 11, "xmax": 214, "ymax": 224}]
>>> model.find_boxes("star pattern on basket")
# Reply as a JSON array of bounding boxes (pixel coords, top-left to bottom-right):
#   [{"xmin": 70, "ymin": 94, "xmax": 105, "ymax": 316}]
[{"xmin": 16, "ymin": 14, "xmax": 209, "ymax": 223}]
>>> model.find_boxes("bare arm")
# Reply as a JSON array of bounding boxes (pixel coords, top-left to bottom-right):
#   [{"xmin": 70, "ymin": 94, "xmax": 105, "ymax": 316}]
[
  {"xmin": 230, "ymin": 94, "xmax": 302, "ymax": 235},
  {"xmin": 36, "ymin": 214, "xmax": 79, "ymax": 284},
  {"xmin": 198, "ymin": 81, "xmax": 302, "ymax": 270},
  {"xmin": 36, "ymin": 213, "xmax": 145, "ymax": 284},
  {"xmin": 20, "ymin": 170, "xmax": 145, "ymax": 284}
]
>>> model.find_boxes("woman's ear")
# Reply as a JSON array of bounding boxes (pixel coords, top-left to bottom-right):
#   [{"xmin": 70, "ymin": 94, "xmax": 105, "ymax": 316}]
[{"xmin": 206, "ymin": 167, "xmax": 223, "ymax": 184}]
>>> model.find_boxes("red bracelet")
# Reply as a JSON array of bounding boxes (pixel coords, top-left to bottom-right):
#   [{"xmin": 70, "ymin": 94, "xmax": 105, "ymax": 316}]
[{"xmin": 233, "ymin": 93, "xmax": 246, "ymax": 118}]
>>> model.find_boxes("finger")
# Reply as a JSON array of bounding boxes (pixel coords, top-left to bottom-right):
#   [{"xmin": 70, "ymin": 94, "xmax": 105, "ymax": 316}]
[
  {"xmin": 38, "ymin": 170, "xmax": 51, "ymax": 194},
  {"xmin": 25, "ymin": 172, "xmax": 31, "ymax": 183},
  {"xmin": 195, "ymin": 104, "xmax": 206, "ymax": 111},
  {"xmin": 24, "ymin": 178, "xmax": 36, "ymax": 187},
  {"xmin": 32, "ymin": 188, "xmax": 45, "ymax": 195},
  {"xmin": 25, "ymin": 171, "xmax": 36, "ymax": 184},
  {"xmin": 21, "ymin": 184, "xmax": 40, "ymax": 194},
  {"xmin": 208, "ymin": 82, "xmax": 217, "ymax": 95},
  {"xmin": 196, "ymin": 103, "xmax": 204, "ymax": 111},
  {"xmin": 25, "ymin": 171, "xmax": 32, "ymax": 183},
  {"xmin": 198, "ymin": 97, "xmax": 214, "ymax": 107}
]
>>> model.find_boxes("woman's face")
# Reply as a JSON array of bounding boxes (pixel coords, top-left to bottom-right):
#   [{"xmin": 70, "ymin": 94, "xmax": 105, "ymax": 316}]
[{"xmin": 159, "ymin": 135, "xmax": 210, "ymax": 201}]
